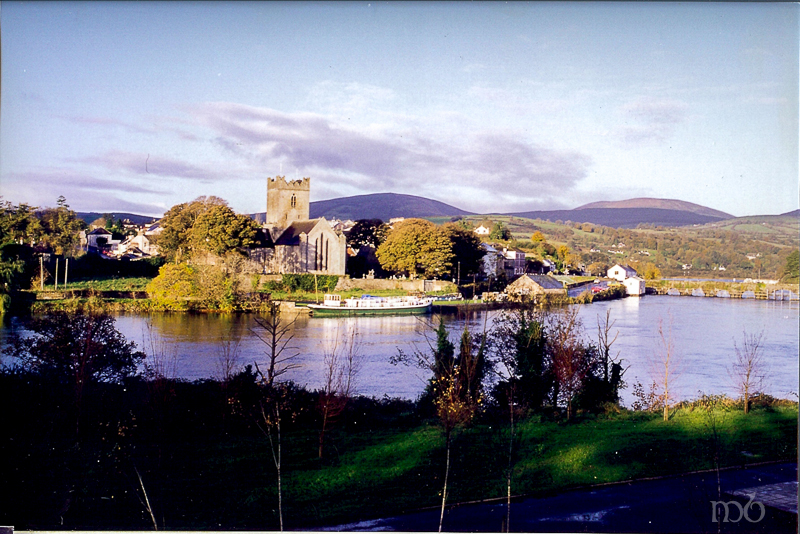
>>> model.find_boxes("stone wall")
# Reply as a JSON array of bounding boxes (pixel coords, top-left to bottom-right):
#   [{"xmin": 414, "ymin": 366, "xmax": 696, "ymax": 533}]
[{"xmin": 334, "ymin": 277, "xmax": 457, "ymax": 293}]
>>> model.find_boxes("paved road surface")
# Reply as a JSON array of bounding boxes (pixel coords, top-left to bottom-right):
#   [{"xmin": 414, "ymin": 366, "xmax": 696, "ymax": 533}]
[{"xmin": 325, "ymin": 462, "xmax": 797, "ymax": 533}]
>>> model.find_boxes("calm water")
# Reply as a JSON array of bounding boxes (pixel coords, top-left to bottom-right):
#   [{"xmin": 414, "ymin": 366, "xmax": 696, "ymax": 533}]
[{"xmin": 2, "ymin": 296, "xmax": 798, "ymax": 406}]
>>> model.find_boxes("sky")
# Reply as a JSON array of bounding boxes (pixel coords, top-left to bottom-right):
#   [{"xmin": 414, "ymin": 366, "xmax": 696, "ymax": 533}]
[{"xmin": 1, "ymin": 1, "xmax": 798, "ymax": 218}]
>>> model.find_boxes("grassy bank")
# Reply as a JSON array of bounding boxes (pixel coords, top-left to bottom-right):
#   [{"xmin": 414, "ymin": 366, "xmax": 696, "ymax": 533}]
[{"xmin": 2, "ymin": 367, "xmax": 795, "ymax": 530}]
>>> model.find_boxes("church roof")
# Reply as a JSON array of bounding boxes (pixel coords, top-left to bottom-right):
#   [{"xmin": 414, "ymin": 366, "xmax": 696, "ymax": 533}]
[{"xmin": 274, "ymin": 220, "xmax": 322, "ymax": 246}]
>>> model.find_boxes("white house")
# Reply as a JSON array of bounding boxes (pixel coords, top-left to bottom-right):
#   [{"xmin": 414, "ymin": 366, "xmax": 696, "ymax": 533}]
[
  {"xmin": 117, "ymin": 232, "xmax": 158, "ymax": 257},
  {"xmin": 623, "ymin": 276, "xmax": 646, "ymax": 296},
  {"xmin": 474, "ymin": 224, "xmax": 491, "ymax": 236},
  {"xmin": 86, "ymin": 228, "xmax": 122, "ymax": 253},
  {"xmin": 607, "ymin": 264, "xmax": 638, "ymax": 282}
]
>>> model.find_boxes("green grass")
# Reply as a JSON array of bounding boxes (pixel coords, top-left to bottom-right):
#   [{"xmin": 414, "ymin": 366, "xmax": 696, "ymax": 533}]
[
  {"xmin": 56, "ymin": 276, "xmax": 153, "ymax": 291},
  {"xmin": 223, "ymin": 404, "xmax": 796, "ymax": 529}
]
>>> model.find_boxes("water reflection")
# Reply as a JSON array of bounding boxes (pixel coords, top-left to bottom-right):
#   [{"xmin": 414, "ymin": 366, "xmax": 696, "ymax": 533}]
[{"xmin": 2, "ymin": 297, "xmax": 797, "ymax": 406}]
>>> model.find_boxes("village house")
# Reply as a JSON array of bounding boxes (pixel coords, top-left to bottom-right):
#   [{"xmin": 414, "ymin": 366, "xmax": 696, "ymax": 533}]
[
  {"xmin": 607, "ymin": 263, "xmax": 645, "ymax": 296},
  {"xmin": 504, "ymin": 274, "xmax": 566, "ymax": 299},
  {"xmin": 607, "ymin": 264, "xmax": 638, "ymax": 282},
  {"xmin": 474, "ymin": 224, "xmax": 490, "ymax": 236},
  {"xmin": 84, "ymin": 228, "xmax": 123, "ymax": 255},
  {"xmin": 501, "ymin": 247, "xmax": 526, "ymax": 278}
]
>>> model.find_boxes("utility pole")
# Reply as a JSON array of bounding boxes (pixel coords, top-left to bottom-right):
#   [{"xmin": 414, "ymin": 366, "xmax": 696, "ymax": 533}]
[
  {"xmin": 40, "ymin": 256, "xmax": 44, "ymax": 291},
  {"xmin": 457, "ymin": 261, "xmax": 461, "ymax": 286},
  {"xmin": 65, "ymin": 258, "xmax": 69, "ymax": 287},
  {"xmin": 55, "ymin": 259, "xmax": 59, "ymax": 290}
]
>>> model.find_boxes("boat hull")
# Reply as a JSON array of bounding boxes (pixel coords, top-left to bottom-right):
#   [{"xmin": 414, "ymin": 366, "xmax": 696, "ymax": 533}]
[{"xmin": 307, "ymin": 303, "xmax": 432, "ymax": 316}]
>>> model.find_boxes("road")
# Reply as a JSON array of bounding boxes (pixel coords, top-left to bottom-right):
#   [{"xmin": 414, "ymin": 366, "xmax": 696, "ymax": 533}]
[{"xmin": 324, "ymin": 462, "xmax": 797, "ymax": 533}]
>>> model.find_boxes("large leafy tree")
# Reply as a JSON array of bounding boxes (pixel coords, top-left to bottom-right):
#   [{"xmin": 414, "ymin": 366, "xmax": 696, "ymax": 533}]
[
  {"xmin": 159, "ymin": 196, "xmax": 258, "ymax": 261},
  {"xmin": 441, "ymin": 224, "xmax": 485, "ymax": 277},
  {"xmin": 159, "ymin": 196, "xmax": 227, "ymax": 261},
  {"xmin": 4, "ymin": 312, "xmax": 145, "ymax": 436},
  {"xmin": 347, "ymin": 219, "xmax": 389, "ymax": 249},
  {"xmin": 376, "ymin": 219, "xmax": 453, "ymax": 278},
  {"xmin": 190, "ymin": 204, "xmax": 260, "ymax": 257},
  {"xmin": 38, "ymin": 196, "xmax": 85, "ymax": 256},
  {"xmin": 780, "ymin": 250, "xmax": 799, "ymax": 283},
  {"xmin": 0, "ymin": 199, "xmax": 43, "ymax": 246}
]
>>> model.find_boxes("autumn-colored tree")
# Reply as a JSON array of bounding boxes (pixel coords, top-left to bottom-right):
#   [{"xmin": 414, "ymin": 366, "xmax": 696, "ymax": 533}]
[
  {"xmin": 548, "ymin": 307, "xmax": 590, "ymax": 420},
  {"xmin": 376, "ymin": 219, "xmax": 453, "ymax": 278},
  {"xmin": 642, "ymin": 262, "xmax": 662, "ymax": 280},
  {"xmin": 190, "ymin": 204, "xmax": 260, "ymax": 257},
  {"xmin": 530, "ymin": 231, "xmax": 545, "ymax": 243}
]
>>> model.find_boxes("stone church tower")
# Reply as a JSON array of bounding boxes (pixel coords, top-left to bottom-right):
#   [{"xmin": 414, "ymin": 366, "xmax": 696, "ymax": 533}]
[{"xmin": 266, "ymin": 176, "xmax": 310, "ymax": 229}]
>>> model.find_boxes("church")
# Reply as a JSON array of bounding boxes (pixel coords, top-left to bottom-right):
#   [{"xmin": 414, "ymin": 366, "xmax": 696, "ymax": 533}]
[{"xmin": 258, "ymin": 176, "xmax": 347, "ymax": 275}]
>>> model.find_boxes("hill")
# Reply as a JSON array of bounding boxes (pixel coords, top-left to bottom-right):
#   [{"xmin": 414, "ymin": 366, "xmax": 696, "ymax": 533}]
[
  {"xmin": 575, "ymin": 198, "xmax": 733, "ymax": 219},
  {"xmin": 503, "ymin": 207, "xmax": 726, "ymax": 229},
  {"xmin": 252, "ymin": 193, "xmax": 474, "ymax": 223},
  {"xmin": 77, "ymin": 212, "xmax": 158, "ymax": 226}
]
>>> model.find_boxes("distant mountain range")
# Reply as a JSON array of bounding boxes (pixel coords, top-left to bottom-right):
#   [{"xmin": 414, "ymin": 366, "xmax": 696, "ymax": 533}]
[
  {"xmin": 574, "ymin": 198, "xmax": 733, "ymax": 219},
  {"xmin": 301, "ymin": 193, "xmax": 734, "ymax": 228},
  {"xmin": 81, "ymin": 196, "xmax": 797, "ymax": 230}
]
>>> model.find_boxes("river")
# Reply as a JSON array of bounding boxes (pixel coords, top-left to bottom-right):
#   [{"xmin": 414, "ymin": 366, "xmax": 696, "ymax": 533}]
[{"xmin": 1, "ymin": 296, "xmax": 798, "ymax": 406}]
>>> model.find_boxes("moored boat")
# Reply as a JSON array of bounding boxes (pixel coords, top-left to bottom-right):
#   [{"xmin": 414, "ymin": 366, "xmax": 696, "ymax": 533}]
[{"xmin": 308, "ymin": 294, "xmax": 434, "ymax": 316}]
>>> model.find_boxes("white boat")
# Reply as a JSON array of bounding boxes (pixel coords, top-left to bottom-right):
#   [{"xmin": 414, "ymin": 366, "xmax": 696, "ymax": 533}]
[{"xmin": 307, "ymin": 294, "xmax": 434, "ymax": 316}]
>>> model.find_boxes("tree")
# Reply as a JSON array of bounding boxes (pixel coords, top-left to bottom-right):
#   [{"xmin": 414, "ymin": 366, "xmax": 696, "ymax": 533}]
[
  {"xmin": 3, "ymin": 312, "xmax": 145, "ymax": 435},
  {"xmin": 146, "ymin": 263, "xmax": 199, "ymax": 310},
  {"xmin": 780, "ymin": 250, "xmax": 799, "ymax": 283},
  {"xmin": 189, "ymin": 204, "xmax": 260, "ymax": 257},
  {"xmin": 530, "ymin": 231, "xmax": 545, "ymax": 243},
  {"xmin": 317, "ymin": 322, "xmax": 362, "ymax": 459},
  {"xmin": 393, "ymin": 317, "xmax": 486, "ymax": 532},
  {"xmin": 441, "ymin": 223, "xmax": 486, "ymax": 277},
  {"xmin": 432, "ymin": 324, "xmax": 485, "ymax": 532},
  {"xmin": 729, "ymin": 329, "xmax": 767, "ymax": 415},
  {"xmin": 548, "ymin": 307, "xmax": 590, "ymax": 420},
  {"xmin": 651, "ymin": 317, "xmax": 682, "ymax": 422},
  {"xmin": 38, "ymin": 198, "xmax": 85, "ymax": 256},
  {"xmin": 489, "ymin": 222, "xmax": 511, "ymax": 241},
  {"xmin": 490, "ymin": 301, "xmax": 549, "ymax": 531},
  {"xmin": 252, "ymin": 301, "xmax": 302, "ymax": 530},
  {"xmin": 376, "ymin": 219, "xmax": 453, "ymax": 278},
  {"xmin": 158, "ymin": 196, "xmax": 228, "ymax": 261},
  {"xmin": 0, "ymin": 199, "xmax": 43, "ymax": 247},
  {"xmin": 347, "ymin": 219, "xmax": 389, "ymax": 249},
  {"xmin": 642, "ymin": 262, "xmax": 662, "ymax": 280}
]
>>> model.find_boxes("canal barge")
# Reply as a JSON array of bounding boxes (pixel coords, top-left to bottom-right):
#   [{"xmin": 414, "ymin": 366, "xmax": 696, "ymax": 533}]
[{"xmin": 308, "ymin": 294, "xmax": 434, "ymax": 316}]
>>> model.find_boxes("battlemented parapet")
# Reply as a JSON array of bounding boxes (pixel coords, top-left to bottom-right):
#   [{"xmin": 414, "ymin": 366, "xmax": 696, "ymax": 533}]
[{"xmin": 266, "ymin": 176, "xmax": 310, "ymax": 227}]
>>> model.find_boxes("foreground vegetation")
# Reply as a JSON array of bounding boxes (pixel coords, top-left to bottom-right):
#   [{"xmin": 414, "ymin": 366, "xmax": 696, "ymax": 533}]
[{"xmin": 2, "ymin": 367, "xmax": 795, "ymax": 530}]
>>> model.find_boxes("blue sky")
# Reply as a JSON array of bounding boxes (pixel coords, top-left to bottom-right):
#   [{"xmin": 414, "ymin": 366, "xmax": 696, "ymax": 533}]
[{"xmin": 1, "ymin": 2, "xmax": 797, "ymax": 218}]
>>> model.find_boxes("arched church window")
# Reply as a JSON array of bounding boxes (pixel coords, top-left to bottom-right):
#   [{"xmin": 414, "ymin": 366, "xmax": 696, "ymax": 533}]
[{"xmin": 291, "ymin": 195, "xmax": 296, "ymax": 208}]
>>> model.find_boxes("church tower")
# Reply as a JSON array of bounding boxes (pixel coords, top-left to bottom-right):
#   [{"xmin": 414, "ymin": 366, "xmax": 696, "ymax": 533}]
[{"xmin": 266, "ymin": 175, "xmax": 311, "ymax": 228}]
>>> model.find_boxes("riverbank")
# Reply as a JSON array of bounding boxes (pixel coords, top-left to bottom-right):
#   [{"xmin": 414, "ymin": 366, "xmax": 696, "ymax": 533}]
[
  {"xmin": 2, "ymin": 367, "xmax": 796, "ymax": 530},
  {"xmin": 646, "ymin": 279, "xmax": 800, "ymax": 300}
]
